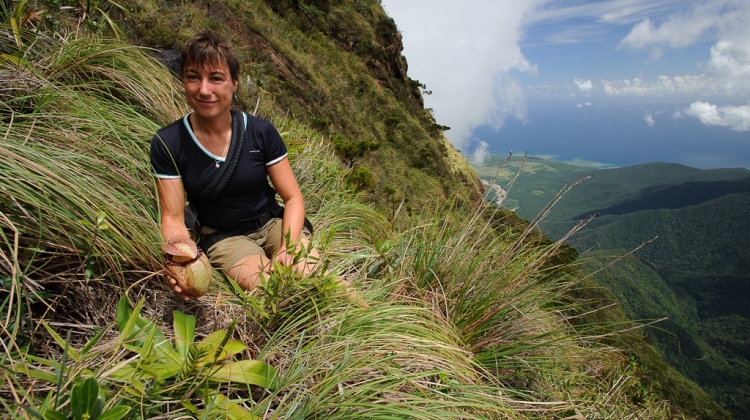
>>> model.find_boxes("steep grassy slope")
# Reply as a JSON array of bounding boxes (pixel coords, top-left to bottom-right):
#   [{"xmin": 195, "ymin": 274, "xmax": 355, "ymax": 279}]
[
  {"xmin": 0, "ymin": 1, "xmax": 734, "ymax": 418},
  {"xmin": 0, "ymin": 33, "xmax": 683, "ymax": 414}
]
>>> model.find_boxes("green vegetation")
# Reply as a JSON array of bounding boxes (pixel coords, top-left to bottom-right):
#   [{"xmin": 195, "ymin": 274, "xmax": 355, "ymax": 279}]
[
  {"xmin": 474, "ymin": 155, "xmax": 748, "ymax": 417},
  {"xmin": 0, "ymin": 1, "xmax": 732, "ymax": 419},
  {"xmin": 112, "ymin": 0, "xmax": 483, "ymax": 213}
]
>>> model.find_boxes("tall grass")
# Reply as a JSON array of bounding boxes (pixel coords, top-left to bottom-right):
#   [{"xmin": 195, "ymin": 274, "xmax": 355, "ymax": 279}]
[
  {"xmin": 1, "ymin": 29, "xmax": 185, "ymax": 278},
  {"xmin": 0, "ymin": 27, "xmax": 674, "ymax": 419}
]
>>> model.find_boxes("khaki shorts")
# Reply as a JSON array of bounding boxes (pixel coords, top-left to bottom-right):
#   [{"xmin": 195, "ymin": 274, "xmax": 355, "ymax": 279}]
[{"xmin": 203, "ymin": 218, "xmax": 308, "ymax": 274}]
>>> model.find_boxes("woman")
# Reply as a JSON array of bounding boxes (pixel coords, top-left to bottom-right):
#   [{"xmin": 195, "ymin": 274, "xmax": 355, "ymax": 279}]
[{"xmin": 150, "ymin": 30, "xmax": 317, "ymax": 300}]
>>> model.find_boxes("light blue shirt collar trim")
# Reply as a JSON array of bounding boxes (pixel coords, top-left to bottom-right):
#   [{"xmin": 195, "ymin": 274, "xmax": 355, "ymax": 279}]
[{"xmin": 182, "ymin": 112, "xmax": 247, "ymax": 162}]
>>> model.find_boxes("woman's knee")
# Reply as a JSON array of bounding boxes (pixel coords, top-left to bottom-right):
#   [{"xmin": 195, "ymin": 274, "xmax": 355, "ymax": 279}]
[{"xmin": 227, "ymin": 254, "xmax": 269, "ymax": 290}]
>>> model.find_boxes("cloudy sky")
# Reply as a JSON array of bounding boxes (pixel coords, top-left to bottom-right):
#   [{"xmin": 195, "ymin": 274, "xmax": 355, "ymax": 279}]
[{"xmin": 379, "ymin": 0, "xmax": 750, "ymax": 169}]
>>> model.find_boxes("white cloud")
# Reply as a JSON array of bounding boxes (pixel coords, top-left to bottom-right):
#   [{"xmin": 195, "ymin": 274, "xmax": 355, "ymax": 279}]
[
  {"xmin": 709, "ymin": 39, "xmax": 750, "ymax": 94},
  {"xmin": 684, "ymin": 101, "xmax": 750, "ymax": 131},
  {"xmin": 527, "ymin": 0, "xmax": 686, "ymax": 26},
  {"xmin": 577, "ymin": 103, "xmax": 584, "ymax": 108},
  {"xmin": 644, "ymin": 113, "xmax": 656, "ymax": 127},
  {"xmin": 586, "ymin": 102, "xmax": 592, "ymax": 106},
  {"xmin": 380, "ymin": 0, "xmax": 544, "ymax": 148},
  {"xmin": 574, "ymin": 78, "xmax": 593, "ymax": 92},
  {"xmin": 618, "ymin": 11, "xmax": 716, "ymax": 50},
  {"xmin": 472, "ymin": 141, "xmax": 491, "ymax": 165},
  {"xmin": 602, "ymin": 75, "xmax": 719, "ymax": 96},
  {"xmin": 616, "ymin": 0, "xmax": 750, "ymax": 95}
]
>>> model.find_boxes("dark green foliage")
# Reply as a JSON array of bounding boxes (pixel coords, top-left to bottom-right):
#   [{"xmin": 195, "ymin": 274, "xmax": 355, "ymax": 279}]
[
  {"xmin": 332, "ymin": 135, "xmax": 380, "ymax": 168},
  {"xmin": 311, "ymin": 117, "xmax": 332, "ymax": 131},
  {"xmin": 474, "ymin": 156, "xmax": 750, "ymax": 418},
  {"xmin": 346, "ymin": 166, "xmax": 376, "ymax": 192}
]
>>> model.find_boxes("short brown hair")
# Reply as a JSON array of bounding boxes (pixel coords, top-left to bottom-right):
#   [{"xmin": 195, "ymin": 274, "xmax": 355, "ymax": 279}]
[{"xmin": 180, "ymin": 30, "xmax": 240, "ymax": 82}]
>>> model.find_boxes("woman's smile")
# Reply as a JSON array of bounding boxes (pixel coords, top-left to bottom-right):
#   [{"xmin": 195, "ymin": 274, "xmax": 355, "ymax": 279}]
[{"xmin": 183, "ymin": 64, "xmax": 237, "ymax": 120}]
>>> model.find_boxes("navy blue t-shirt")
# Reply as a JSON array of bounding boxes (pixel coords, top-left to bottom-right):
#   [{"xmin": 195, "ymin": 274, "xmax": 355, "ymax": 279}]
[{"xmin": 150, "ymin": 112, "xmax": 288, "ymax": 230}]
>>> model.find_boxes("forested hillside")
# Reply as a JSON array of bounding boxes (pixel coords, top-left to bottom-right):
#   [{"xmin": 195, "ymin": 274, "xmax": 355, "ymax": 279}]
[
  {"xmin": 475, "ymin": 155, "xmax": 750, "ymax": 417},
  {"xmin": 0, "ymin": 0, "xmax": 733, "ymax": 418}
]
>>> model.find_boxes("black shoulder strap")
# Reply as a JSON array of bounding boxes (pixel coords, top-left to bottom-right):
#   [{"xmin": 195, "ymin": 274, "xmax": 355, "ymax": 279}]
[{"xmin": 195, "ymin": 110, "xmax": 245, "ymax": 202}]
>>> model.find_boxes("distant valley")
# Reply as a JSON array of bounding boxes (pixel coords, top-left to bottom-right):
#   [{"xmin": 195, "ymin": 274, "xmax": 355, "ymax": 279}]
[{"xmin": 472, "ymin": 155, "xmax": 750, "ymax": 418}]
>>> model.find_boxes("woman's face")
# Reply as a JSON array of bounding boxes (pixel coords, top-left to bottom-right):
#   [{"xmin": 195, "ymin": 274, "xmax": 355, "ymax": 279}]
[{"xmin": 183, "ymin": 62, "xmax": 238, "ymax": 120}]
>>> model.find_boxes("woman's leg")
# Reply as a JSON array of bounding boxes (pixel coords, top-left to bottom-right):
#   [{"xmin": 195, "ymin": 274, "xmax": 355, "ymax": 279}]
[
  {"xmin": 225, "ymin": 253, "xmax": 271, "ymax": 291},
  {"xmin": 207, "ymin": 235, "xmax": 269, "ymax": 292}
]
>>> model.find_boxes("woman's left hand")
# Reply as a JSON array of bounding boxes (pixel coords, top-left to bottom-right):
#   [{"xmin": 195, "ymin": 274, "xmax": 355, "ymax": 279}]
[{"xmin": 273, "ymin": 246, "xmax": 294, "ymax": 266}]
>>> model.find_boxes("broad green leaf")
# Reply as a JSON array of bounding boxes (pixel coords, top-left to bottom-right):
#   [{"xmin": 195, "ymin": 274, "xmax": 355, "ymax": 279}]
[
  {"xmin": 116, "ymin": 296, "xmax": 181, "ymax": 365},
  {"xmin": 142, "ymin": 321, "xmax": 182, "ymax": 365},
  {"xmin": 214, "ymin": 340, "xmax": 246, "ymax": 361},
  {"xmin": 115, "ymin": 294, "xmax": 132, "ymax": 331},
  {"xmin": 196, "ymin": 330, "xmax": 226, "ymax": 349},
  {"xmin": 41, "ymin": 410, "xmax": 67, "ymax": 420},
  {"xmin": 71, "ymin": 378, "xmax": 101, "ymax": 420},
  {"xmin": 41, "ymin": 321, "xmax": 80, "ymax": 363},
  {"xmin": 173, "ymin": 310, "xmax": 195, "ymax": 358},
  {"xmin": 203, "ymin": 394, "xmax": 259, "ymax": 420},
  {"xmin": 209, "ymin": 360, "xmax": 278, "ymax": 389},
  {"xmin": 125, "ymin": 379, "xmax": 145, "ymax": 396},
  {"xmin": 115, "ymin": 296, "xmax": 144, "ymax": 342},
  {"xmin": 97, "ymin": 405, "xmax": 131, "ymax": 420},
  {"xmin": 196, "ymin": 331, "xmax": 246, "ymax": 364},
  {"xmin": 150, "ymin": 363, "xmax": 182, "ymax": 379}
]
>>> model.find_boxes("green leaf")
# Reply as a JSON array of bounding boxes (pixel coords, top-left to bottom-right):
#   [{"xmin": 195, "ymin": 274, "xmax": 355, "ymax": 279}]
[
  {"xmin": 71, "ymin": 377, "xmax": 101, "ymax": 420},
  {"xmin": 41, "ymin": 321, "xmax": 80, "ymax": 363},
  {"xmin": 143, "ymin": 321, "xmax": 182, "ymax": 365},
  {"xmin": 115, "ymin": 295, "xmax": 140, "ymax": 337},
  {"xmin": 96, "ymin": 211, "xmax": 107, "ymax": 225},
  {"xmin": 12, "ymin": 0, "xmax": 26, "ymax": 22},
  {"xmin": 20, "ymin": 404, "xmax": 44, "ymax": 420},
  {"xmin": 80, "ymin": 327, "xmax": 108, "ymax": 356},
  {"xmin": 150, "ymin": 362, "xmax": 182, "ymax": 380},
  {"xmin": 209, "ymin": 360, "xmax": 278, "ymax": 389},
  {"xmin": 84, "ymin": 259, "xmax": 95, "ymax": 282},
  {"xmin": 202, "ymin": 394, "xmax": 259, "ymax": 420},
  {"xmin": 41, "ymin": 410, "xmax": 67, "ymax": 420},
  {"xmin": 173, "ymin": 310, "xmax": 195, "ymax": 358},
  {"xmin": 15, "ymin": 365, "xmax": 58, "ymax": 384},
  {"xmin": 138, "ymin": 321, "xmax": 157, "ymax": 359},
  {"xmin": 181, "ymin": 399, "xmax": 199, "ymax": 414},
  {"xmin": 196, "ymin": 331, "xmax": 246, "ymax": 364},
  {"xmin": 115, "ymin": 297, "xmax": 181, "ymax": 363},
  {"xmin": 78, "ymin": 219, "xmax": 94, "ymax": 228},
  {"xmin": 97, "ymin": 405, "xmax": 131, "ymax": 420}
]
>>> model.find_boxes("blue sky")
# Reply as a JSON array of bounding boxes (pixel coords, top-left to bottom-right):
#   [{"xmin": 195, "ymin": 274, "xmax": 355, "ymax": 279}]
[{"xmin": 379, "ymin": 0, "xmax": 750, "ymax": 169}]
